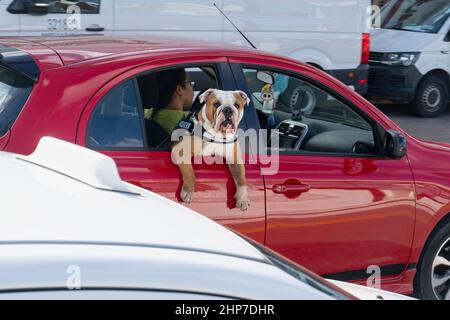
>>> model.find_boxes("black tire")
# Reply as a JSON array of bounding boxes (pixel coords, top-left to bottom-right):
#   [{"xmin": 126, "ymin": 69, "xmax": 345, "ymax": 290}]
[
  {"xmin": 414, "ymin": 221, "xmax": 450, "ymax": 300},
  {"xmin": 412, "ymin": 75, "xmax": 448, "ymax": 118}
]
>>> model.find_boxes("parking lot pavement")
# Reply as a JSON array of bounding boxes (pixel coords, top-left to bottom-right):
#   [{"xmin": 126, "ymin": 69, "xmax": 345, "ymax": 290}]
[{"xmin": 373, "ymin": 102, "xmax": 450, "ymax": 143}]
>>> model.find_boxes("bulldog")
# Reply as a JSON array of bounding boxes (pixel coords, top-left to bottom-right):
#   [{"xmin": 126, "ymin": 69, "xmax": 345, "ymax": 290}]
[{"xmin": 171, "ymin": 89, "xmax": 250, "ymax": 211}]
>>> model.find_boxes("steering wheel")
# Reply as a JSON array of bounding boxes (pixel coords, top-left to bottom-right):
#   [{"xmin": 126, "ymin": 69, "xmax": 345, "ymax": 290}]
[{"xmin": 351, "ymin": 141, "xmax": 376, "ymax": 155}]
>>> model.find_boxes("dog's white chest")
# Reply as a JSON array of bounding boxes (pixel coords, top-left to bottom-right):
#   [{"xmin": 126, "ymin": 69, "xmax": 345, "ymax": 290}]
[{"xmin": 202, "ymin": 142, "xmax": 235, "ymax": 159}]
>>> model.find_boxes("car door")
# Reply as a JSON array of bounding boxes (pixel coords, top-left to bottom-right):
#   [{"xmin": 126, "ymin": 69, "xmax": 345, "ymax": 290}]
[
  {"xmin": 77, "ymin": 57, "xmax": 266, "ymax": 244},
  {"xmin": 6, "ymin": 0, "xmax": 112, "ymax": 35},
  {"xmin": 229, "ymin": 57, "xmax": 416, "ymax": 282}
]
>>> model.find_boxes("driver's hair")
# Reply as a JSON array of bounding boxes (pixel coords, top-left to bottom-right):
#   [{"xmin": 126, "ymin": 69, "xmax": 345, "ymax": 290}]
[{"xmin": 156, "ymin": 68, "xmax": 187, "ymax": 111}]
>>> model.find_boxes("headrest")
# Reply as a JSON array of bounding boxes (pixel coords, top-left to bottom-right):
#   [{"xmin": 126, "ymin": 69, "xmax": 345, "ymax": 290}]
[{"xmin": 138, "ymin": 74, "xmax": 159, "ymax": 109}]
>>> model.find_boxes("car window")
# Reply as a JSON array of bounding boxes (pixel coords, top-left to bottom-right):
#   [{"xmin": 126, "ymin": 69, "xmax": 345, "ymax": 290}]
[
  {"xmin": 88, "ymin": 79, "xmax": 145, "ymax": 149},
  {"xmin": 0, "ymin": 66, "xmax": 33, "ymax": 137},
  {"xmin": 138, "ymin": 66, "xmax": 220, "ymax": 150},
  {"xmin": 243, "ymin": 67, "xmax": 378, "ymax": 156}
]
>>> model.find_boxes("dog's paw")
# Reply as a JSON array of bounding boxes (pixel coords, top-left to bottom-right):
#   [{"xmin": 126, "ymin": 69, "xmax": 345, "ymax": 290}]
[
  {"xmin": 180, "ymin": 187, "xmax": 194, "ymax": 204},
  {"xmin": 234, "ymin": 188, "xmax": 250, "ymax": 211}
]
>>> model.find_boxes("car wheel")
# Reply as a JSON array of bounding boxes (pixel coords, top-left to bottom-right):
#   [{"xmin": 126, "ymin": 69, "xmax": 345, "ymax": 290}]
[
  {"xmin": 415, "ymin": 221, "xmax": 450, "ymax": 300},
  {"xmin": 412, "ymin": 75, "xmax": 448, "ymax": 118}
]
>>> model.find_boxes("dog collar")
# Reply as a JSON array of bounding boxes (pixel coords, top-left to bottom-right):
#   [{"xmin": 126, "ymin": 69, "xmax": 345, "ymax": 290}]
[{"xmin": 202, "ymin": 130, "xmax": 238, "ymax": 144}]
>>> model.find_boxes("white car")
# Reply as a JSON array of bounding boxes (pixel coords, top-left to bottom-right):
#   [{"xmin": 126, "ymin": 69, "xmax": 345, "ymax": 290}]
[{"xmin": 0, "ymin": 137, "xmax": 413, "ymax": 300}]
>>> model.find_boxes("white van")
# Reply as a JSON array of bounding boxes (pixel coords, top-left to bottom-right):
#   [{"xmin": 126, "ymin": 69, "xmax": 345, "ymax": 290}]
[
  {"xmin": 0, "ymin": 0, "xmax": 371, "ymax": 95},
  {"xmin": 369, "ymin": 0, "xmax": 450, "ymax": 117}
]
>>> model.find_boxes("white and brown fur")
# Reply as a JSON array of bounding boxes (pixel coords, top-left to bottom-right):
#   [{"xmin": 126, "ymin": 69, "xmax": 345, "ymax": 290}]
[{"xmin": 171, "ymin": 89, "xmax": 250, "ymax": 211}]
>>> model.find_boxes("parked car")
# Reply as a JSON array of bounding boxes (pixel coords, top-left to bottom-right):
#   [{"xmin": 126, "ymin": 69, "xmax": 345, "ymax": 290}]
[
  {"xmin": 0, "ymin": 136, "xmax": 413, "ymax": 300},
  {"xmin": 369, "ymin": 0, "xmax": 450, "ymax": 117},
  {"xmin": 0, "ymin": 0, "xmax": 370, "ymax": 95},
  {"xmin": 0, "ymin": 35, "xmax": 449, "ymax": 299}
]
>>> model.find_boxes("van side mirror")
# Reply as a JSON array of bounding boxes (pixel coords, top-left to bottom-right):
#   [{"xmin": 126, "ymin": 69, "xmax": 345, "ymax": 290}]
[
  {"xmin": 24, "ymin": 0, "xmax": 50, "ymax": 15},
  {"xmin": 445, "ymin": 28, "xmax": 450, "ymax": 42},
  {"xmin": 385, "ymin": 130, "xmax": 407, "ymax": 159}
]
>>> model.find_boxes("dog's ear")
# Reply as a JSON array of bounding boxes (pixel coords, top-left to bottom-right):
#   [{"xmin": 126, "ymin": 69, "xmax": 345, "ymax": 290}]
[
  {"xmin": 236, "ymin": 90, "xmax": 250, "ymax": 106},
  {"xmin": 199, "ymin": 89, "xmax": 216, "ymax": 104}
]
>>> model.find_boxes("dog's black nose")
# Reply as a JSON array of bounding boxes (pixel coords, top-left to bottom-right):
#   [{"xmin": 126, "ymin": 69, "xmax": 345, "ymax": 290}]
[{"xmin": 223, "ymin": 106, "xmax": 233, "ymax": 118}]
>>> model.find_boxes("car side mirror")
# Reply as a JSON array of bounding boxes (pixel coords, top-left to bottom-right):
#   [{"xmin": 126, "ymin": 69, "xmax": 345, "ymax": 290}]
[
  {"xmin": 385, "ymin": 130, "xmax": 407, "ymax": 159},
  {"xmin": 24, "ymin": 0, "xmax": 50, "ymax": 15}
]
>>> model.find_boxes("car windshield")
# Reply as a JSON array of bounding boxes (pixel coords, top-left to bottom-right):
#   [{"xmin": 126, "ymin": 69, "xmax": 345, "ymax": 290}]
[
  {"xmin": 238, "ymin": 234, "xmax": 354, "ymax": 300},
  {"xmin": 380, "ymin": 0, "xmax": 450, "ymax": 34},
  {"xmin": 0, "ymin": 67, "xmax": 33, "ymax": 137}
]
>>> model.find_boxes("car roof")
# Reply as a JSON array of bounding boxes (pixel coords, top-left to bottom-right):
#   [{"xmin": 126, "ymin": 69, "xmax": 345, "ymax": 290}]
[
  {"xmin": 0, "ymin": 137, "xmax": 266, "ymax": 263},
  {"xmin": 0, "ymin": 35, "xmax": 262, "ymax": 68},
  {"xmin": 0, "ymin": 244, "xmax": 336, "ymax": 300}
]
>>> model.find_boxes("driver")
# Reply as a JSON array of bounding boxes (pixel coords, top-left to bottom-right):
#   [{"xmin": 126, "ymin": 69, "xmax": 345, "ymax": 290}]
[{"xmin": 148, "ymin": 68, "xmax": 195, "ymax": 135}]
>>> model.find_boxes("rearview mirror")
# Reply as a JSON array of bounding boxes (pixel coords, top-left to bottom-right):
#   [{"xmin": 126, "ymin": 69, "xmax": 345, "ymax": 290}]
[
  {"xmin": 24, "ymin": 0, "xmax": 50, "ymax": 15},
  {"xmin": 257, "ymin": 71, "xmax": 274, "ymax": 85},
  {"xmin": 385, "ymin": 130, "xmax": 407, "ymax": 159}
]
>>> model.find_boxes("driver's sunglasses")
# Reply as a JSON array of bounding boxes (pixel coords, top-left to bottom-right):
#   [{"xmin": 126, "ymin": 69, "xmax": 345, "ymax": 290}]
[{"xmin": 183, "ymin": 80, "xmax": 195, "ymax": 87}]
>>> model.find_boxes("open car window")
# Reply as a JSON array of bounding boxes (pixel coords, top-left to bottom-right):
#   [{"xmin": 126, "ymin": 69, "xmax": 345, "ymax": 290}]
[{"xmin": 138, "ymin": 66, "xmax": 220, "ymax": 150}]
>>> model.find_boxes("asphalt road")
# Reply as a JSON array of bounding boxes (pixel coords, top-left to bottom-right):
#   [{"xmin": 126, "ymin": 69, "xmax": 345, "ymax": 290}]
[{"xmin": 373, "ymin": 102, "xmax": 450, "ymax": 143}]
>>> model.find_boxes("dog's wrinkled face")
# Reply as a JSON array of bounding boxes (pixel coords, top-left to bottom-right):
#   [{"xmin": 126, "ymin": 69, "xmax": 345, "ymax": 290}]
[{"xmin": 199, "ymin": 89, "xmax": 249, "ymax": 137}]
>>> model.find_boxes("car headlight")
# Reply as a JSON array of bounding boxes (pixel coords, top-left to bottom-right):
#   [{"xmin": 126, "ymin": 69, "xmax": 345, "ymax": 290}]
[{"xmin": 380, "ymin": 52, "xmax": 421, "ymax": 66}]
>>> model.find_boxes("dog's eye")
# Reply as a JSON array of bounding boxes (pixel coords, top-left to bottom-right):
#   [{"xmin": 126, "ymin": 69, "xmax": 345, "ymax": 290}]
[
  {"xmin": 234, "ymin": 103, "xmax": 240, "ymax": 108},
  {"xmin": 214, "ymin": 102, "xmax": 221, "ymax": 108}
]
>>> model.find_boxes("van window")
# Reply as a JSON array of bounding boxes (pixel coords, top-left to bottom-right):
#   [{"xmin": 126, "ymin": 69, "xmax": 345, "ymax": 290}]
[
  {"xmin": 0, "ymin": 67, "xmax": 33, "ymax": 137},
  {"xmin": 8, "ymin": 0, "xmax": 100, "ymax": 14},
  {"xmin": 381, "ymin": 0, "xmax": 450, "ymax": 34}
]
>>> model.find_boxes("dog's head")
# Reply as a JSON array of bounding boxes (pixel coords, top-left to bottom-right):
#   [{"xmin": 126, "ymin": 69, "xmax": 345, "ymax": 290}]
[{"xmin": 198, "ymin": 89, "xmax": 249, "ymax": 137}]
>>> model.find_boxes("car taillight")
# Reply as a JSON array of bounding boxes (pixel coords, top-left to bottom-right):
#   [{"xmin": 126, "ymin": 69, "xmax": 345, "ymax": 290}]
[{"xmin": 361, "ymin": 33, "xmax": 370, "ymax": 65}]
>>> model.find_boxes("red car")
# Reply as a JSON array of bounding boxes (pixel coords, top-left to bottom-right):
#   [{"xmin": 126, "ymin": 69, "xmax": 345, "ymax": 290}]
[{"xmin": 1, "ymin": 36, "xmax": 449, "ymax": 299}]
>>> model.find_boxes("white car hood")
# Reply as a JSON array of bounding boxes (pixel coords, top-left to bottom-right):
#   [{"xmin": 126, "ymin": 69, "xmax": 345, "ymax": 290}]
[
  {"xmin": 0, "ymin": 144, "xmax": 265, "ymax": 263},
  {"xmin": 329, "ymin": 280, "xmax": 416, "ymax": 300},
  {"xmin": 371, "ymin": 28, "xmax": 441, "ymax": 53}
]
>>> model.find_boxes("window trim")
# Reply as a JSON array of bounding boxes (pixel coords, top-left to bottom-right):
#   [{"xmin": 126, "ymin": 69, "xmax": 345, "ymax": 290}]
[
  {"xmin": 86, "ymin": 62, "xmax": 232, "ymax": 152},
  {"xmin": 235, "ymin": 64, "xmax": 386, "ymax": 159}
]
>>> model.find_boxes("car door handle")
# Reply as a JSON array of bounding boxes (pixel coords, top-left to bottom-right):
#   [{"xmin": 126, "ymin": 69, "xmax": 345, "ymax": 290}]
[
  {"xmin": 86, "ymin": 25, "xmax": 105, "ymax": 32},
  {"xmin": 272, "ymin": 183, "xmax": 310, "ymax": 194}
]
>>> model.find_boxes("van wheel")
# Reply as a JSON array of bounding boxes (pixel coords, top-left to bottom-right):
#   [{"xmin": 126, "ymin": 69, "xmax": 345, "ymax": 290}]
[
  {"xmin": 412, "ymin": 75, "xmax": 448, "ymax": 118},
  {"xmin": 415, "ymin": 221, "xmax": 450, "ymax": 300}
]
